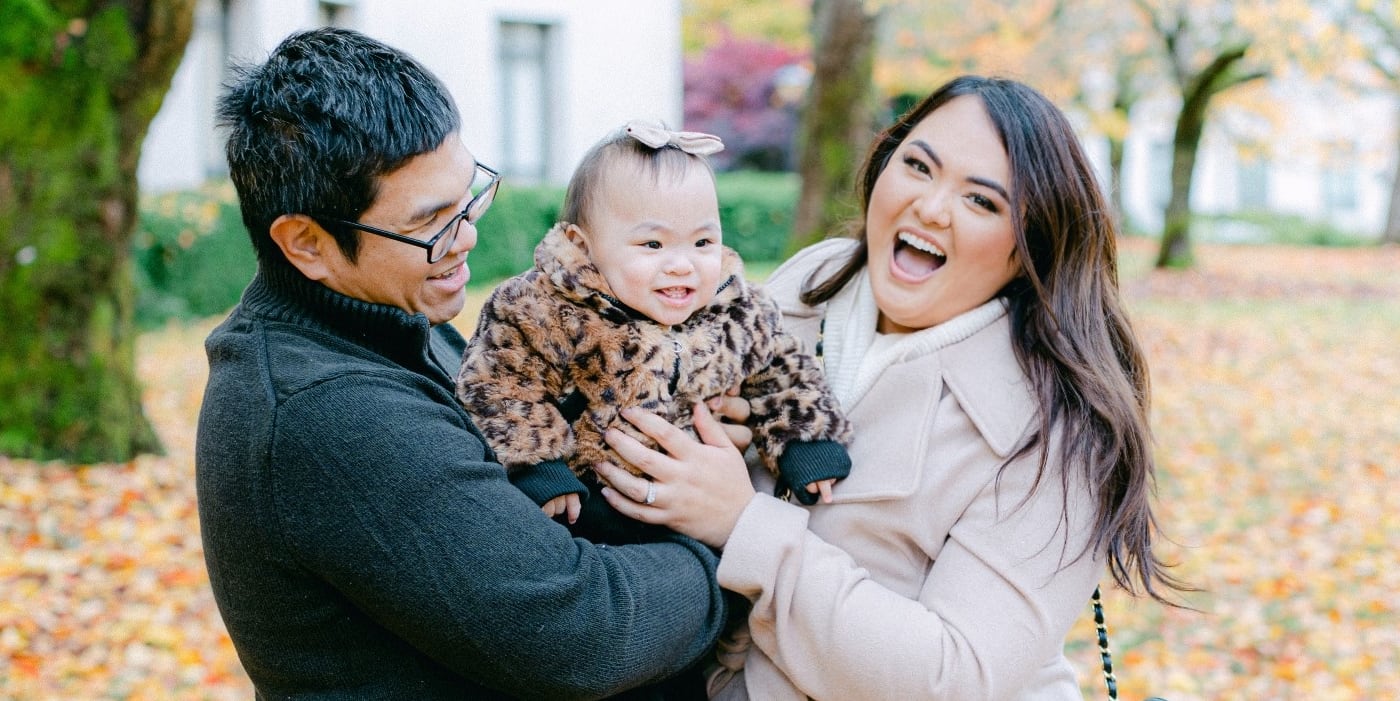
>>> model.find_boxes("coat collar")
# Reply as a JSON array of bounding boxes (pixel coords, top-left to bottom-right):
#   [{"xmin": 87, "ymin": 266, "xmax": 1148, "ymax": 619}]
[{"xmin": 938, "ymin": 312, "xmax": 1038, "ymax": 458}]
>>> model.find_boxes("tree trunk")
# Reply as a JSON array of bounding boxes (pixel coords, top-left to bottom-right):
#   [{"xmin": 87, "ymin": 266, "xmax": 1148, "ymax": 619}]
[
  {"xmin": 1155, "ymin": 112, "xmax": 1203, "ymax": 268},
  {"xmin": 1107, "ymin": 76, "xmax": 1136, "ymax": 232},
  {"xmin": 1382, "ymin": 103, "xmax": 1400, "ymax": 244},
  {"xmin": 1108, "ymin": 135, "xmax": 1127, "ymax": 229},
  {"xmin": 1154, "ymin": 45, "xmax": 1263, "ymax": 268},
  {"xmin": 788, "ymin": 0, "xmax": 879, "ymax": 254},
  {"xmin": 0, "ymin": 1, "xmax": 196, "ymax": 462}
]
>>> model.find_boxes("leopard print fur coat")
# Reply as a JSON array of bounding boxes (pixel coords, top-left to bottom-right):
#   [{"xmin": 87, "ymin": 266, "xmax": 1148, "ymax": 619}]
[{"xmin": 456, "ymin": 225, "xmax": 850, "ymax": 500}]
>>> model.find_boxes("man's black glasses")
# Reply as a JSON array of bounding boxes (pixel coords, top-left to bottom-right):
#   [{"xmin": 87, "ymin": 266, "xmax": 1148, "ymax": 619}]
[{"xmin": 315, "ymin": 162, "xmax": 499, "ymax": 263}]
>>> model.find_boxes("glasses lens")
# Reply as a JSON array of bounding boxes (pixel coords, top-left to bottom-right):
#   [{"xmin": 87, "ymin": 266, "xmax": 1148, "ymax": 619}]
[
  {"xmin": 430, "ymin": 215, "xmax": 461, "ymax": 263},
  {"xmin": 466, "ymin": 172, "xmax": 498, "ymax": 223}
]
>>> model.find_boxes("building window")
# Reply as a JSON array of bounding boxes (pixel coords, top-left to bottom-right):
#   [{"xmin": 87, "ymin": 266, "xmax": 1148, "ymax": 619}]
[
  {"xmin": 1149, "ymin": 141, "xmax": 1172, "ymax": 210},
  {"xmin": 499, "ymin": 21, "xmax": 554, "ymax": 183},
  {"xmin": 318, "ymin": 0, "xmax": 355, "ymax": 27},
  {"xmin": 1322, "ymin": 142, "xmax": 1358, "ymax": 213},
  {"xmin": 201, "ymin": 0, "xmax": 241, "ymax": 179},
  {"xmin": 1236, "ymin": 157, "xmax": 1269, "ymax": 211}
]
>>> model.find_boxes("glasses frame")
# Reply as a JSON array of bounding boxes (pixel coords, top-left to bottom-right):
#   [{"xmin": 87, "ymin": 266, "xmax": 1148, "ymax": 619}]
[{"xmin": 315, "ymin": 163, "xmax": 499, "ymax": 264}]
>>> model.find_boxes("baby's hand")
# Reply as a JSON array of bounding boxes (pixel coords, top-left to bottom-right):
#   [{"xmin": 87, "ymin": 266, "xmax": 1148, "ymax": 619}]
[
  {"xmin": 805, "ymin": 478, "xmax": 837, "ymax": 504},
  {"xmin": 542, "ymin": 493, "xmax": 582, "ymax": 524}
]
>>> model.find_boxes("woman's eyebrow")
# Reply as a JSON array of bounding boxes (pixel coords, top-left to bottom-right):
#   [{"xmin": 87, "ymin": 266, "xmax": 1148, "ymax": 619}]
[
  {"xmin": 970, "ymin": 176, "xmax": 1009, "ymax": 202},
  {"xmin": 911, "ymin": 139, "xmax": 1009, "ymax": 202},
  {"xmin": 910, "ymin": 140, "xmax": 941, "ymax": 169}
]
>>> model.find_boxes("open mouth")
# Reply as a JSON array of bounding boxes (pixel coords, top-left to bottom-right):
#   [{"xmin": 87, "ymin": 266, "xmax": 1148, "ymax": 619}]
[
  {"xmin": 893, "ymin": 232, "xmax": 946, "ymax": 277},
  {"xmin": 429, "ymin": 262, "xmax": 467, "ymax": 285},
  {"xmin": 657, "ymin": 286, "xmax": 695, "ymax": 303}
]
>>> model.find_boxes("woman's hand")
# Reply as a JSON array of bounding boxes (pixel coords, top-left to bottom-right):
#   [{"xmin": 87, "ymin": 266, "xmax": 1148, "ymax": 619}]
[{"xmin": 596, "ymin": 401, "xmax": 757, "ymax": 549}]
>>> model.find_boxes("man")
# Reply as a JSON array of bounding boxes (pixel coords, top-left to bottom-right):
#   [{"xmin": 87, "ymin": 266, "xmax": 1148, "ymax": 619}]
[{"xmin": 196, "ymin": 28, "xmax": 724, "ymax": 699}]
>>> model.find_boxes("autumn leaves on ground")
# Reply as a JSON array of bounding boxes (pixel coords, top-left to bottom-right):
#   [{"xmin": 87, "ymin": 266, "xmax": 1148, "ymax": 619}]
[{"xmin": 2, "ymin": 238, "xmax": 1398, "ymax": 699}]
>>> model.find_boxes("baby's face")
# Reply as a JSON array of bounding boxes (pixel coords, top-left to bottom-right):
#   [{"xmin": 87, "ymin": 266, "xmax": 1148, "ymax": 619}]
[{"xmin": 573, "ymin": 163, "xmax": 724, "ymax": 326}]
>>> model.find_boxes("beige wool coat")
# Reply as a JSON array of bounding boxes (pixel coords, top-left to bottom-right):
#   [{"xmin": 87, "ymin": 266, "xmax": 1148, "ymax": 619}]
[{"xmin": 710, "ymin": 239, "xmax": 1104, "ymax": 700}]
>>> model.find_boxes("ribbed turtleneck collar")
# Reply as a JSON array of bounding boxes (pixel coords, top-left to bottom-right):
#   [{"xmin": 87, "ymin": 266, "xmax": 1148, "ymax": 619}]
[{"xmin": 240, "ymin": 260, "xmax": 434, "ymax": 362}]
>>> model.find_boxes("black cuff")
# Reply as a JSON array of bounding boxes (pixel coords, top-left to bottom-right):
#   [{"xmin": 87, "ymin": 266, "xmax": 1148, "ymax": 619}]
[
  {"xmin": 509, "ymin": 459, "xmax": 589, "ymax": 506},
  {"xmin": 777, "ymin": 440, "xmax": 852, "ymax": 506},
  {"xmin": 569, "ymin": 478, "xmax": 670, "ymax": 545}
]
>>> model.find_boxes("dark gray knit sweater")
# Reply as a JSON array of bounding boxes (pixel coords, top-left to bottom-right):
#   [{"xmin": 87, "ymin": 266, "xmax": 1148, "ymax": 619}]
[{"xmin": 195, "ymin": 262, "xmax": 725, "ymax": 699}]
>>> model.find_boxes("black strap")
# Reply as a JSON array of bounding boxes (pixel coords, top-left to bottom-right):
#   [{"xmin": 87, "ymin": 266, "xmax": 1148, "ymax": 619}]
[{"xmin": 1092, "ymin": 586, "xmax": 1118, "ymax": 700}]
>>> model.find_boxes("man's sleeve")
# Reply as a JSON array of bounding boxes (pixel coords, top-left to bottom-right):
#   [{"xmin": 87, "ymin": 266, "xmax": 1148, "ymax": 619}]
[{"xmin": 271, "ymin": 372, "xmax": 726, "ymax": 699}]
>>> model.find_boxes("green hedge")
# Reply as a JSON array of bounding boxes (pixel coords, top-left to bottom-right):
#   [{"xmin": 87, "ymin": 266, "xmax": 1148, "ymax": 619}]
[
  {"xmin": 131, "ymin": 170, "xmax": 801, "ymax": 328},
  {"xmin": 133, "ymin": 182, "xmax": 255, "ymax": 329}
]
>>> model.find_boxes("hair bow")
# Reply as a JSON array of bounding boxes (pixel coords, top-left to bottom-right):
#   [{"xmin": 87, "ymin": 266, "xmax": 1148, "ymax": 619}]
[{"xmin": 624, "ymin": 120, "xmax": 725, "ymax": 156}]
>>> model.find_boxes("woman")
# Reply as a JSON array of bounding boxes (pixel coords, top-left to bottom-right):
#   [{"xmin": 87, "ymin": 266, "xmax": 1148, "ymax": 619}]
[{"xmin": 596, "ymin": 75, "xmax": 1184, "ymax": 700}]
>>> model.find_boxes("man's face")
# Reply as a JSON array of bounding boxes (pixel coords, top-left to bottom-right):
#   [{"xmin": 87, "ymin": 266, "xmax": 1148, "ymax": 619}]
[{"xmin": 316, "ymin": 133, "xmax": 478, "ymax": 325}]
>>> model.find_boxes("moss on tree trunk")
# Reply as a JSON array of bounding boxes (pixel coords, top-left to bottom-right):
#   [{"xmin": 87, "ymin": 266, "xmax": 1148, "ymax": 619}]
[
  {"xmin": 0, "ymin": 1, "xmax": 194, "ymax": 462},
  {"xmin": 788, "ymin": 0, "xmax": 879, "ymax": 255}
]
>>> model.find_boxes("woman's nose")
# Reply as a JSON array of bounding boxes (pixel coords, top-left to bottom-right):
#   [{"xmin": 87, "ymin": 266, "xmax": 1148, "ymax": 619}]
[{"xmin": 914, "ymin": 189, "xmax": 952, "ymax": 228}]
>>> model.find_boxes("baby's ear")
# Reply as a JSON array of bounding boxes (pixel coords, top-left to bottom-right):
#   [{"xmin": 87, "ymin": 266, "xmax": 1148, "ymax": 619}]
[{"xmin": 563, "ymin": 223, "xmax": 589, "ymax": 254}]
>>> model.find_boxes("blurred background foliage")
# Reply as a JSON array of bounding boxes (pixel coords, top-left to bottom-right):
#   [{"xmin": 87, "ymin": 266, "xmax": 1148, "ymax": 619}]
[{"xmin": 130, "ymin": 171, "xmax": 802, "ymax": 329}]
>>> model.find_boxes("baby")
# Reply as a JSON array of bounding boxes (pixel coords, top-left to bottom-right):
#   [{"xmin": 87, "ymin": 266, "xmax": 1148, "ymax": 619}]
[{"xmin": 456, "ymin": 121, "xmax": 851, "ymax": 524}]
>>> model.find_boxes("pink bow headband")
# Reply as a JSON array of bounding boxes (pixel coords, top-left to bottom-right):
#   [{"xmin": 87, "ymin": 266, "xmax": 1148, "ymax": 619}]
[{"xmin": 624, "ymin": 120, "xmax": 725, "ymax": 156}]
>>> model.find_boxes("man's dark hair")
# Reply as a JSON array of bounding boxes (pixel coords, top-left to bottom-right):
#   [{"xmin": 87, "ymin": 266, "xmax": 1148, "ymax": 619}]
[{"xmin": 217, "ymin": 27, "xmax": 460, "ymax": 265}]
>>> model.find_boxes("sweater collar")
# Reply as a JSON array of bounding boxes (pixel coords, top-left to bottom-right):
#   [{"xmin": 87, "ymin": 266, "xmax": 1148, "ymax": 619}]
[{"xmin": 240, "ymin": 259, "xmax": 434, "ymax": 359}]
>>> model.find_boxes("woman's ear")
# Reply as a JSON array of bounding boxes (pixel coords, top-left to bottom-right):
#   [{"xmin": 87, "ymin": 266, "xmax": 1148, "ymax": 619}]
[{"xmin": 270, "ymin": 214, "xmax": 334, "ymax": 281}]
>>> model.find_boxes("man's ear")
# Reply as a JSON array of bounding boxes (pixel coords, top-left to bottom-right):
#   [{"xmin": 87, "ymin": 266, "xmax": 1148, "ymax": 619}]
[
  {"xmin": 563, "ymin": 223, "xmax": 589, "ymax": 255},
  {"xmin": 270, "ymin": 214, "xmax": 335, "ymax": 281}
]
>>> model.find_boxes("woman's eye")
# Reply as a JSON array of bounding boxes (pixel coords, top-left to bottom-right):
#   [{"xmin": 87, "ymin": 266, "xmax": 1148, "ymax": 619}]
[
  {"xmin": 903, "ymin": 155, "xmax": 931, "ymax": 175},
  {"xmin": 969, "ymin": 193, "xmax": 999, "ymax": 213}
]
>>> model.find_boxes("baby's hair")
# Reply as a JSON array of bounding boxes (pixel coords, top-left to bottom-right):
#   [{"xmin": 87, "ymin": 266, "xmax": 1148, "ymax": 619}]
[{"xmin": 561, "ymin": 121, "xmax": 720, "ymax": 230}]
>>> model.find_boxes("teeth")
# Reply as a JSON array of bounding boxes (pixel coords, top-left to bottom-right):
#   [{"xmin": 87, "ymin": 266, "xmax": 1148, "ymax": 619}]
[{"xmin": 898, "ymin": 232, "xmax": 945, "ymax": 257}]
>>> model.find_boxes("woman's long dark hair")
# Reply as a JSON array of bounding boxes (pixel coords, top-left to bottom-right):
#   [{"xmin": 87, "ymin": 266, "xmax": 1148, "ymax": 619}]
[{"xmin": 803, "ymin": 75, "xmax": 1186, "ymax": 603}]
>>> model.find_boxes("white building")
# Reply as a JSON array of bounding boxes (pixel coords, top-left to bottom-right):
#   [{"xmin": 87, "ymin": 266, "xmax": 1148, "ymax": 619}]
[
  {"xmin": 139, "ymin": 0, "xmax": 683, "ymax": 192},
  {"xmin": 142, "ymin": 1, "xmax": 1396, "ymax": 241},
  {"xmin": 1115, "ymin": 79, "xmax": 1396, "ymax": 241}
]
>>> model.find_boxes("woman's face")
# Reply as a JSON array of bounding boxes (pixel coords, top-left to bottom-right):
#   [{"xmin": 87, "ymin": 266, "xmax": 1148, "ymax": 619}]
[{"xmin": 865, "ymin": 95, "xmax": 1021, "ymax": 334}]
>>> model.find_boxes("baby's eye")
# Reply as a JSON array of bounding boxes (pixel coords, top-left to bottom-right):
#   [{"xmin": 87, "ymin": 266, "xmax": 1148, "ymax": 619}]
[
  {"xmin": 695, "ymin": 238, "xmax": 713, "ymax": 248},
  {"xmin": 968, "ymin": 193, "xmax": 999, "ymax": 213},
  {"xmin": 642, "ymin": 241, "xmax": 662, "ymax": 250}
]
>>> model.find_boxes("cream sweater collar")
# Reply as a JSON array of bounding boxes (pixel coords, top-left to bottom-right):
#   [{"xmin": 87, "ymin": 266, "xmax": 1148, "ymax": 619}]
[{"xmin": 822, "ymin": 268, "xmax": 1007, "ymax": 409}]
